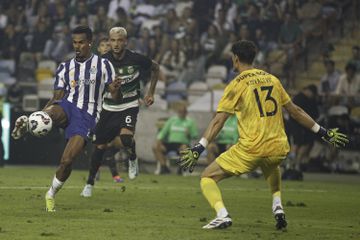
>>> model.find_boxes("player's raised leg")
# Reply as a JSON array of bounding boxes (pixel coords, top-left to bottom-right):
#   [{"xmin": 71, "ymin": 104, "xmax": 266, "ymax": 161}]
[{"xmin": 200, "ymin": 161, "xmax": 232, "ymax": 229}]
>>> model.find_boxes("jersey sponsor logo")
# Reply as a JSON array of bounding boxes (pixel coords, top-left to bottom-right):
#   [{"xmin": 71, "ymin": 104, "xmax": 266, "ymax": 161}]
[{"xmin": 70, "ymin": 78, "xmax": 97, "ymax": 88}]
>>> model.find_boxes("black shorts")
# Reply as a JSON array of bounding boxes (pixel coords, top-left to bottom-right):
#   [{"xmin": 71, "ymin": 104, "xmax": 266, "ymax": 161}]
[{"xmin": 93, "ymin": 107, "xmax": 139, "ymax": 144}]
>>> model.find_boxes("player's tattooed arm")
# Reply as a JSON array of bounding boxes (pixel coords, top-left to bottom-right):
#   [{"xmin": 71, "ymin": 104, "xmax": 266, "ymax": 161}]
[
  {"xmin": 144, "ymin": 60, "xmax": 160, "ymax": 106},
  {"xmin": 43, "ymin": 89, "xmax": 65, "ymax": 110}
]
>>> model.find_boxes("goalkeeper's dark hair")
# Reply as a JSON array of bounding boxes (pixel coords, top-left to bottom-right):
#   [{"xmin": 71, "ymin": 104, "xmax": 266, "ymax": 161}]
[
  {"xmin": 231, "ymin": 40, "xmax": 257, "ymax": 65},
  {"xmin": 72, "ymin": 26, "xmax": 93, "ymax": 41}
]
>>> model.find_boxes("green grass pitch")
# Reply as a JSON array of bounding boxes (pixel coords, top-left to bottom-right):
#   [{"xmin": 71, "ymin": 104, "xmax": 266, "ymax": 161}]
[{"xmin": 0, "ymin": 166, "xmax": 359, "ymax": 240}]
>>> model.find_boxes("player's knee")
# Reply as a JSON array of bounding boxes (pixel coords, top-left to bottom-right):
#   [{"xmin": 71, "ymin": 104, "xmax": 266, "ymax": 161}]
[{"xmin": 120, "ymin": 134, "xmax": 134, "ymax": 148}]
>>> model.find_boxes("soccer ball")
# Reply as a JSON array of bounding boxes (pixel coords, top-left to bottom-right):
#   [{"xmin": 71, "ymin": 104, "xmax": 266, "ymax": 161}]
[{"xmin": 28, "ymin": 111, "xmax": 53, "ymax": 137}]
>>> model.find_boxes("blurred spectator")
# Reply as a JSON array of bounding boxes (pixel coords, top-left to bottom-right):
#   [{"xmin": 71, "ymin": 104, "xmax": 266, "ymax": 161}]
[
  {"xmin": 200, "ymin": 24, "xmax": 221, "ymax": 68},
  {"xmin": 160, "ymin": 38, "xmax": 186, "ymax": 82},
  {"xmin": 93, "ymin": 5, "xmax": 113, "ymax": 34},
  {"xmin": 161, "ymin": 8, "xmax": 180, "ymax": 36},
  {"xmin": 51, "ymin": 3, "xmax": 70, "ymax": 28},
  {"xmin": 319, "ymin": 59, "xmax": 341, "ymax": 94},
  {"xmin": 192, "ymin": 0, "xmax": 217, "ymax": 35},
  {"xmin": 69, "ymin": 1, "xmax": 92, "ymax": 30},
  {"xmin": 136, "ymin": 27, "xmax": 151, "ymax": 55},
  {"xmin": 297, "ymin": 0, "xmax": 322, "ymax": 35},
  {"xmin": 278, "ymin": 13, "xmax": 303, "ymax": 88},
  {"xmin": 288, "ymin": 84, "xmax": 319, "ymax": 171},
  {"xmin": 113, "ymin": 7, "xmax": 129, "ymax": 28},
  {"xmin": 1, "ymin": 23, "xmax": 27, "ymax": 61},
  {"xmin": 132, "ymin": 0, "xmax": 156, "ymax": 26},
  {"xmin": 320, "ymin": 0, "xmax": 340, "ymax": 38},
  {"xmin": 30, "ymin": 19, "xmax": 52, "ymax": 62},
  {"xmin": 146, "ymin": 37, "xmax": 162, "ymax": 63},
  {"xmin": 107, "ymin": 0, "xmax": 131, "ymax": 22},
  {"xmin": 213, "ymin": 8, "xmax": 234, "ymax": 35},
  {"xmin": 152, "ymin": 104, "xmax": 198, "ymax": 174},
  {"xmin": 246, "ymin": 2, "xmax": 262, "ymax": 41},
  {"xmin": 96, "ymin": 37, "xmax": 110, "ymax": 55},
  {"xmin": 0, "ymin": 5, "xmax": 8, "ymax": 29},
  {"xmin": 347, "ymin": 45, "xmax": 360, "ymax": 73},
  {"xmin": 335, "ymin": 63, "xmax": 360, "ymax": 96},
  {"xmin": 214, "ymin": 0, "xmax": 237, "ymax": 28},
  {"xmin": 262, "ymin": 0, "xmax": 282, "ymax": 42},
  {"xmin": 280, "ymin": 0, "xmax": 300, "ymax": 18},
  {"xmin": 43, "ymin": 24, "xmax": 71, "ymax": 62},
  {"xmin": 178, "ymin": 6, "xmax": 197, "ymax": 37}
]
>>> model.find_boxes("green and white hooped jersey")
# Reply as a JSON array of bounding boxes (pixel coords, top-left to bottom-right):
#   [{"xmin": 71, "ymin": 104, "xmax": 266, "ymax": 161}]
[{"xmin": 102, "ymin": 50, "xmax": 152, "ymax": 112}]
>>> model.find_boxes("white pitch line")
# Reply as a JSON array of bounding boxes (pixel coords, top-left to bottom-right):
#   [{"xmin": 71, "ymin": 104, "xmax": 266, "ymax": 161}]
[{"xmin": 0, "ymin": 186, "xmax": 328, "ymax": 192}]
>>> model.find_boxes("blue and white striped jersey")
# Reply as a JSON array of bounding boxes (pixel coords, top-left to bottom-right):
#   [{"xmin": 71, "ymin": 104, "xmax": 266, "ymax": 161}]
[{"xmin": 54, "ymin": 54, "xmax": 115, "ymax": 120}]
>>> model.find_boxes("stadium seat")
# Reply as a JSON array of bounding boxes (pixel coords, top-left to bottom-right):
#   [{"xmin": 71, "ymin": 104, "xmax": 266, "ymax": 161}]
[
  {"xmin": 35, "ymin": 68, "xmax": 53, "ymax": 82},
  {"xmin": 188, "ymin": 82, "xmax": 208, "ymax": 104},
  {"xmin": 206, "ymin": 65, "xmax": 228, "ymax": 80},
  {"xmin": 37, "ymin": 78, "xmax": 53, "ymax": 99},
  {"xmin": 22, "ymin": 94, "xmax": 40, "ymax": 112},
  {"xmin": 38, "ymin": 60, "xmax": 57, "ymax": 72},
  {"xmin": 0, "ymin": 59, "xmax": 16, "ymax": 85}
]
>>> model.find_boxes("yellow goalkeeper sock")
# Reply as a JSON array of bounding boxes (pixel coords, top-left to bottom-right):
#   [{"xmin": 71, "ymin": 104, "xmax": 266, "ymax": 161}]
[{"xmin": 200, "ymin": 177, "xmax": 228, "ymax": 217}]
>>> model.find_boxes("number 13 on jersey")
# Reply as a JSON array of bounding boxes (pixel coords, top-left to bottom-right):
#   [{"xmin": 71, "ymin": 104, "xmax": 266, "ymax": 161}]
[{"xmin": 253, "ymin": 85, "xmax": 278, "ymax": 117}]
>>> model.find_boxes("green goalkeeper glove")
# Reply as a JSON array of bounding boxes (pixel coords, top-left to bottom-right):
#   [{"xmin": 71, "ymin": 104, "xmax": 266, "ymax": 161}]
[
  {"xmin": 178, "ymin": 143, "xmax": 205, "ymax": 172},
  {"xmin": 318, "ymin": 127, "xmax": 349, "ymax": 148}
]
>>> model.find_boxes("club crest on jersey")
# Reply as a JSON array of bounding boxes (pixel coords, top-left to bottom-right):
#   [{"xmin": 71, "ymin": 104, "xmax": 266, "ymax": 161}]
[
  {"xmin": 127, "ymin": 66, "xmax": 134, "ymax": 74},
  {"xmin": 90, "ymin": 66, "xmax": 97, "ymax": 74},
  {"xmin": 71, "ymin": 80, "xmax": 76, "ymax": 88}
]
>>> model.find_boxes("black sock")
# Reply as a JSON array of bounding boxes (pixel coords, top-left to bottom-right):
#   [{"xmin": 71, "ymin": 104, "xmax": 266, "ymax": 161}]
[
  {"xmin": 87, "ymin": 147, "xmax": 106, "ymax": 185},
  {"xmin": 128, "ymin": 141, "xmax": 137, "ymax": 161},
  {"xmin": 105, "ymin": 147, "xmax": 119, "ymax": 177}
]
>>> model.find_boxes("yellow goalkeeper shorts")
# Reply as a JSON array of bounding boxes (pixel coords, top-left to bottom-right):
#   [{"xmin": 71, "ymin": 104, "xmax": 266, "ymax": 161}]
[{"xmin": 215, "ymin": 145, "xmax": 286, "ymax": 178}]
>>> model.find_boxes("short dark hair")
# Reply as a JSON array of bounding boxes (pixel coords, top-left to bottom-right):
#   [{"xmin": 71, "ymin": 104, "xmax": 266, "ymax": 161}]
[
  {"xmin": 231, "ymin": 40, "xmax": 257, "ymax": 65},
  {"xmin": 72, "ymin": 26, "xmax": 93, "ymax": 41}
]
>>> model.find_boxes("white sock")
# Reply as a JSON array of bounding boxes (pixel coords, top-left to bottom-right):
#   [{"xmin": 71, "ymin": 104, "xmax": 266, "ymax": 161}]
[
  {"xmin": 272, "ymin": 196, "xmax": 283, "ymax": 213},
  {"xmin": 46, "ymin": 176, "xmax": 64, "ymax": 198},
  {"xmin": 216, "ymin": 207, "xmax": 229, "ymax": 218}
]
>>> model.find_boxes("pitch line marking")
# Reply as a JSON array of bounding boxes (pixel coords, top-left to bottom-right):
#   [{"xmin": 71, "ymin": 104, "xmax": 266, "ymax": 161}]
[{"xmin": 0, "ymin": 186, "xmax": 328, "ymax": 192}]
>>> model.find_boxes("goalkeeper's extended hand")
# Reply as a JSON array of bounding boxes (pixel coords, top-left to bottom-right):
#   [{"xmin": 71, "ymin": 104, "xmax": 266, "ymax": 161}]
[
  {"xmin": 178, "ymin": 143, "xmax": 205, "ymax": 172},
  {"xmin": 318, "ymin": 127, "xmax": 349, "ymax": 148}
]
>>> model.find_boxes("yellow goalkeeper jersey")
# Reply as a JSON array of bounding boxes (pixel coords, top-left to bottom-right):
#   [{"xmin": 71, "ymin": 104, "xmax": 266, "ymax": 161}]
[{"xmin": 217, "ymin": 68, "xmax": 290, "ymax": 157}]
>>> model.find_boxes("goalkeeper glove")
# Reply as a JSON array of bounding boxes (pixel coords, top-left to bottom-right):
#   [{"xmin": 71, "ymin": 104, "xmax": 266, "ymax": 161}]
[
  {"xmin": 318, "ymin": 127, "xmax": 349, "ymax": 148},
  {"xmin": 178, "ymin": 143, "xmax": 205, "ymax": 173}
]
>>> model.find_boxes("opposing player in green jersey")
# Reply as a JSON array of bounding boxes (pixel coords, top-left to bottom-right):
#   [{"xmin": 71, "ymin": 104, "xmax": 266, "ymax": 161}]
[{"xmin": 81, "ymin": 27, "xmax": 160, "ymax": 197}]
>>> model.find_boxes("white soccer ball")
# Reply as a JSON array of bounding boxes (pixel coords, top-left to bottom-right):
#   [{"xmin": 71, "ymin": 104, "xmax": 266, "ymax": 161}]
[{"xmin": 28, "ymin": 111, "xmax": 53, "ymax": 137}]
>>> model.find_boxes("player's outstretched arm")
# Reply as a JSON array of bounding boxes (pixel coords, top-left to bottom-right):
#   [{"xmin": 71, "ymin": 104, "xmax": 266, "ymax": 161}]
[
  {"xmin": 284, "ymin": 101, "xmax": 349, "ymax": 148},
  {"xmin": 178, "ymin": 112, "xmax": 230, "ymax": 172},
  {"xmin": 144, "ymin": 61, "xmax": 160, "ymax": 106}
]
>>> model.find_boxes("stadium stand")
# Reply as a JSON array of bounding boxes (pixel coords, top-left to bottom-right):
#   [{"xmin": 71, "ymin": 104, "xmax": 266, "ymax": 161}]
[{"xmin": 0, "ymin": 0, "xmax": 358, "ymax": 174}]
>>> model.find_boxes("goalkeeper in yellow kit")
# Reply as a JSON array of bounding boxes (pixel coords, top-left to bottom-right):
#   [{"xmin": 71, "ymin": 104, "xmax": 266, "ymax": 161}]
[{"xmin": 178, "ymin": 40, "xmax": 349, "ymax": 230}]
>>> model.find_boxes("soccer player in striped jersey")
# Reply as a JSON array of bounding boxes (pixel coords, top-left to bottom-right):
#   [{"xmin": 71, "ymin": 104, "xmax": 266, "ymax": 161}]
[
  {"xmin": 80, "ymin": 27, "xmax": 159, "ymax": 197},
  {"xmin": 11, "ymin": 26, "xmax": 121, "ymax": 212},
  {"xmin": 179, "ymin": 40, "xmax": 349, "ymax": 229}
]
